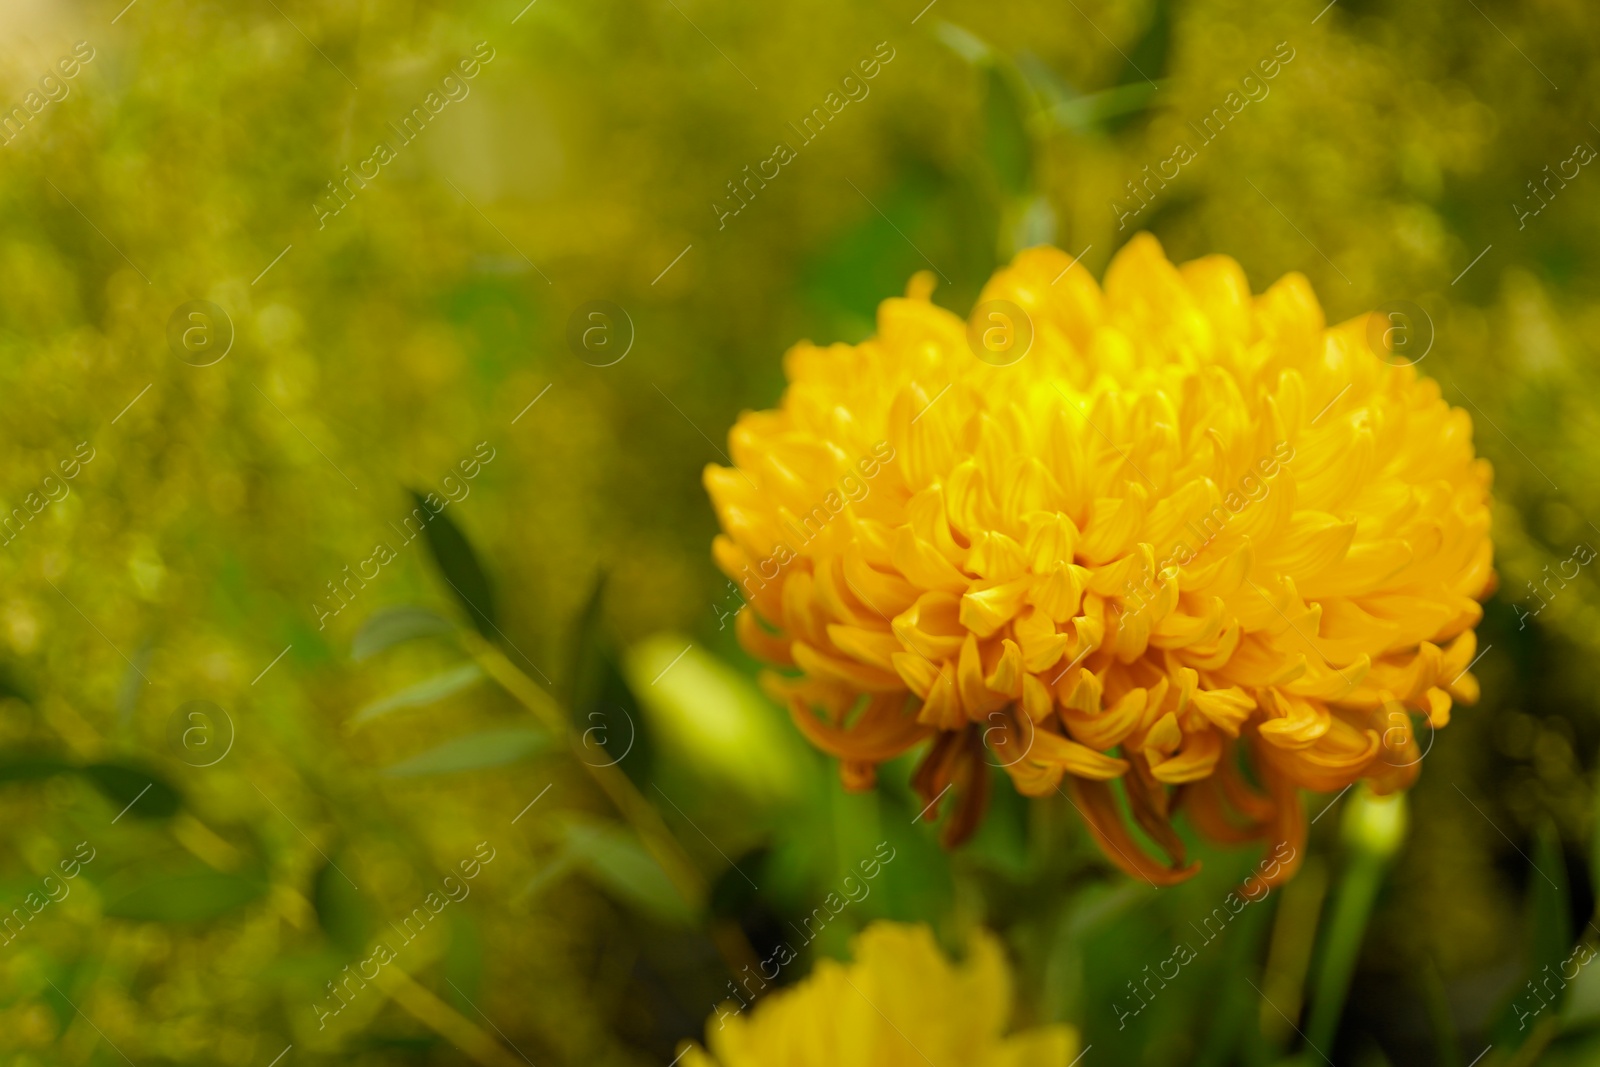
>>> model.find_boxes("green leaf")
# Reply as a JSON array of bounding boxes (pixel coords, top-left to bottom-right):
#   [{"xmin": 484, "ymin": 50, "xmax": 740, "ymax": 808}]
[
  {"xmin": 1530, "ymin": 818, "xmax": 1573, "ymax": 977},
  {"xmin": 566, "ymin": 570, "xmax": 610, "ymax": 713},
  {"xmin": 410, "ymin": 490, "xmax": 497, "ymax": 639},
  {"xmin": 517, "ymin": 849, "xmax": 578, "ymax": 904},
  {"xmin": 82, "ymin": 762, "xmax": 182, "ymax": 819},
  {"xmin": 0, "ymin": 757, "xmax": 182, "ymax": 820},
  {"xmin": 563, "ymin": 818, "xmax": 695, "ymax": 925},
  {"xmin": 932, "ymin": 21, "xmax": 992, "ymax": 64},
  {"xmin": 983, "ymin": 63, "xmax": 1033, "ymax": 197},
  {"xmin": 350, "ymin": 663, "xmax": 484, "ymax": 726},
  {"xmin": 116, "ymin": 640, "xmax": 154, "ymax": 728},
  {"xmin": 568, "ymin": 572, "xmax": 656, "ymax": 783},
  {"xmin": 103, "ymin": 870, "xmax": 267, "ymax": 921},
  {"xmin": 1044, "ymin": 81, "xmax": 1162, "ymax": 135},
  {"xmin": 1588, "ymin": 765, "xmax": 1600, "ymax": 906},
  {"xmin": 314, "ymin": 857, "xmax": 374, "ymax": 954},
  {"xmin": 0, "ymin": 753, "xmax": 75, "ymax": 783},
  {"xmin": 1488, "ymin": 818, "xmax": 1571, "ymax": 1049},
  {"xmin": 352, "ymin": 606, "xmax": 457, "ymax": 662},
  {"xmin": 1112, "ymin": 0, "xmax": 1173, "ymax": 97},
  {"xmin": 932, "ymin": 23, "xmax": 1035, "ymax": 197},
  {"xmin": 381, "ymin": 726, "xmax": 551, "ymax": 777}
]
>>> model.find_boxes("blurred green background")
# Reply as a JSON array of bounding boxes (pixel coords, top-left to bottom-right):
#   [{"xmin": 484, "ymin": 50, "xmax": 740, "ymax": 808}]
[{"xmin": 0, "ymin": 0, "xmax": 1597, "ymax": 1063}]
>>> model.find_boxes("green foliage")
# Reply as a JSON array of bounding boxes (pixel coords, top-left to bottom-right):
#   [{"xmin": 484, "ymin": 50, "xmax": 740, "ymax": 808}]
[
  {"xmin": 560, "ymin": 818, "xmax": 697, "ymax": 928},
  {"xmin": 352, "ymin": 663, "xmax": 484, "ymax": 726},
  {"xmin": 380, "ymin": 727, "xmax": 550, "ymax": 778},
  {"xmin": 351, "ymin": 606, "xmax": 458, "ymax": 662},
  {"xmin": 411, "ymin": 490, "xmax": 498, "ymax": 640},
  {"xmin": 80, "ymin": 762, "xmax": 182, "ymax": 820},
  {"xmin": 315, "ymin": 857, "xmax": 377, "ymax": 955}
]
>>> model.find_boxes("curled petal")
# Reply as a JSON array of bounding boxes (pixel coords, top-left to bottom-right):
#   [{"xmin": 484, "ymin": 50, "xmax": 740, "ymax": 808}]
[
  {"xmin": 913, "ymin": 727, "xmax": 991, "ymax": 848},
  {"xmin": 1257, "ymin": 689, "xmax": 1330, "ymax": 749},
  {"xmin": 1062, "ymin": 682, "xmax": 1145, "ymax": 751},
  {"xmin": 792, "ymin": 641, "xmax": 905, "ymax": 692},
  {"xmin": 1025, "ymin": 726, "xmax": 1128, "ymax": 780},
  {"xmin": 1190, "ymin": 686, "xmax": 1257, "ymax": 737},
  {"xmin": 736, "ymin": 607, "xmax": 794, "ymax": 666},
  {"xmin": 1149, "ymin": 728, "xmax": 1223, "ymax": 784},
  {"xmin": 1067, "ymin": 778, "xmax": 1200, "ymax": 886},
  {"xmin": 787, "ymin": 691, "xmax": 930, "ymax": 765},
  {"xmin": 1180, "ymin": 774, "xmax": 1264, "ymax": 845},
  {"xmin": 1126, "ymin": 759, "xmax": 1188, "ymax": 869},
  {"xmin": 1257, "ymin": 765, "xmax": 1306, "ymax": 888}
]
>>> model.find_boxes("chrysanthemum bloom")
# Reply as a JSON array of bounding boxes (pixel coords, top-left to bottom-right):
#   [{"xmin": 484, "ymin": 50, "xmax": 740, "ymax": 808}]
[
  {"xmin": 678, "ymin": 922, "xmax": 1076, "ymax": 1067},
  {"xmin": 705, "ymin": 234, "xmax": 1493, "ymax": 885}
]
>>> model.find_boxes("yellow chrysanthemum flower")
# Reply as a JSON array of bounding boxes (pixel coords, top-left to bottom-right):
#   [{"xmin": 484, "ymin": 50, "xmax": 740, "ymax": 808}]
[
  {"xmin": 705, "ymin": 234, "xmax": 1493, "ymax": 885},
  {"xmin": 678, "ymin": 922, "xmax": 1075, "ymax": 1067}
]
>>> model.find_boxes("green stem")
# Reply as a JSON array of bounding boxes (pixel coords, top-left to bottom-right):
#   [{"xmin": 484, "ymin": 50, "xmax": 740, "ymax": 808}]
[{"xmin": 1304, "ymin": 848, "xmax": 1387, "ymax": 1056}]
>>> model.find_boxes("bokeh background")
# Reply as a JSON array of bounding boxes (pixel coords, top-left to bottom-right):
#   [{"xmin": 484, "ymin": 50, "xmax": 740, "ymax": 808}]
[{"xmin": 0, "ymin": 0, "xmax": 1597, "ymax": 1063}]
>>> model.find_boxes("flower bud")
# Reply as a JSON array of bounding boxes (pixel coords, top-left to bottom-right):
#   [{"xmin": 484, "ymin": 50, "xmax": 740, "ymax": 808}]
[{"xmin": 1341, "ymin": 783, "xmax": 1408, "ymax": 859}]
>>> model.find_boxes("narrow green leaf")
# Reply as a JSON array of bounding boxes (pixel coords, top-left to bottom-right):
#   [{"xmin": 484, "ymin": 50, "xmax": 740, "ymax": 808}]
[
  {"xmin": 563, "ymin": 818, "xmax": 695, "ymax": 925},
  {"xmin": 351, "ymin": 663, "xmax": 484, "ymax": 726},
  {"xmin": 1419, "ymin": 956, "xmax": 1462, "ymax": 1067},
  {"xmin": 1113, "ymin": 0, "xmax": 1173, "ymax": 95},
  {"xmin": 352, "ymin": 606, "xmax": 457, "ymax": 662},
  {"xmin": 410, "ymin": 490, "xmax": 497, "ymax": 639},
  {"xmin": 931, "ymin": 23, "xmax": 1033, "ymax": 196},
  {"xmin": 103, "ymin": 870, "xmax": 267, "ymax": 921},
  {"xmin": 82, "ymin": 762, "xmax": 182, "ymax": 819},
  {"xmin": 1588, "ymin": 766, "xmax": 1600, "ymax": 912},
  {"xmin": 983, "ymin": 63, "xmax": 1033, "ymax": 197},
  {"xmin": 1529, "ymin": 818, "xmax": 1573, "ymax": 978},
  {"xmin": 1045, "ymin": 81, "xmax": 1162, "ymax": 134},
  {"xmin": 566, "ymin": 570, "xmax": 610, "ymax": 713},
  {"xmin": 517, "ymin": 849, "xmax": 578, "ymax": 904},
  {"xmin": 932, "ymin": 21, "xmax": 992, "ymax": 64},
  {"xmin": 314, "ymin": 857, "xmax": 374, "ymax": 954},
  {"xmin": 381, "ymin": 726, "xmax": 551, "ymax": 777},
  {"xmin": 1489, "ymin": 818, "xmax": 1572, "ymax": 1048},
  {"xmin": 116, "ymin": 640, "xmax": 154, "ymax": 728},
  {"xmin": 568, "ymin": 572, "xmax": 656, "ymax": 783}
]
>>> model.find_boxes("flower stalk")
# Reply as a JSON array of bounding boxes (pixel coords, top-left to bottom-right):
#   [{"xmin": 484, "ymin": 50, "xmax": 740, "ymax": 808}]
[{"xmin": 1303, "ymin": 785, "xmax": 1407, "ymax": 1055}]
